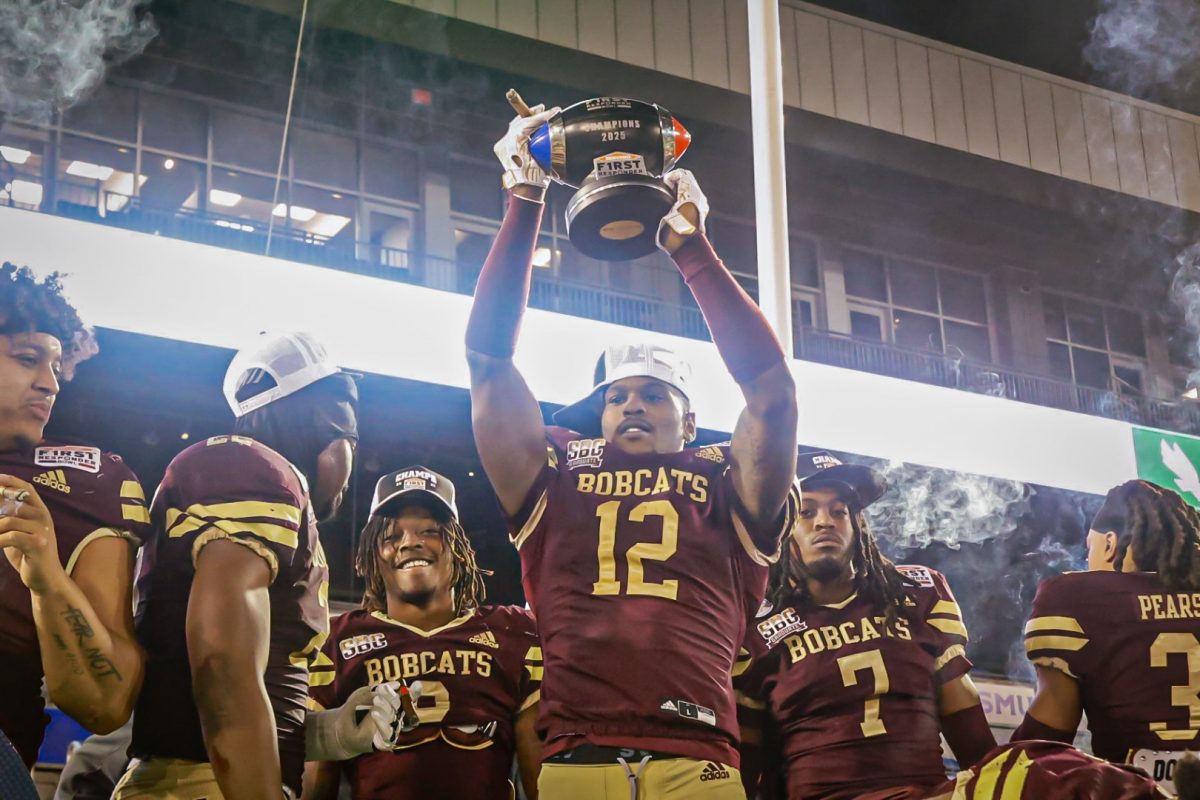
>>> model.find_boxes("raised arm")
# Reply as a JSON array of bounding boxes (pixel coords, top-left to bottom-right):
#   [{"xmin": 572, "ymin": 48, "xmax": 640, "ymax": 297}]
[
  {"xmin": 659, "ymin": 172, "xmax": 799, "ymax": 536},
  {"xmin": 188, "ymin": 538, "xmax": 280, "ymax": 799},
  {"xmin": 466, "ymin": 103, "xmax": 560, "ymax": 517},
  {"xmin": 0, "ymin": 476, "xmax": 143, "ymax": 734}
]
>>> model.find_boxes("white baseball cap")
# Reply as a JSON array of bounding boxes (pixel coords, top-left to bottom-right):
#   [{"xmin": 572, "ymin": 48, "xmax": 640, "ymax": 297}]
[
  {"xmin": 222, "ymin": 331, "xmax": 342, "ymax": 417},
  {"xmin": 552, "ymin": 342, "xmax": 691, "ymax": 435}
]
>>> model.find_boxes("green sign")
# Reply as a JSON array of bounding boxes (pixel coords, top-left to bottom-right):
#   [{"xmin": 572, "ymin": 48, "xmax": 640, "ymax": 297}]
[{"xmin": 1132, "ymin": 426, "xmax": 1200, "ymax": 508}]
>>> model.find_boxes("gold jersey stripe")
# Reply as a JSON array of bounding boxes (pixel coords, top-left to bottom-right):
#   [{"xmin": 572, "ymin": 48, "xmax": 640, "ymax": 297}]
[
  {"xmin": 932, "ymin": 600, "xmax": 963, "ymax": 618},
  {"xmin": 121, "ymin": 504, "xmax": 150, "ymax": 524},
  {"xmin": 120, "ymin": 480, "xmax": 146, "ymax": 501},
  {"xmin": 999, "ymin": 750, "xmax": 1033, "ymax": 800},
  {"xmin": 511, "ymin": 490, "xmax": 548, "ymax": 551},
  {"xmin": 525, "ymin": 646, "xmax": 543, "ymax": 662},
  {"xmin": 188, "ymin": 500, "xmax": 302, "ymax": 526},
  {"xmin": 1024, "ymin": 615, "xmax": 1085, "ymax": 634},
  {"xmin": 1025, "ymin": 634, "xmax": 1089, "ymax": 653},
  {"xmin": 311, "ymin": 650, "xmax": 334, "ymax": 669},
  {"xmin": 732, "ymin": 658, "xmax": 752, "ymax": 677},
  {"xmin": 308, "ymin": 670, "xmax": 335, "ymax": 688},
  {"xmin": 971, "ymin": 745, "xmax": 1016, "ymax": 799},
  {"xmin": 928, "ymin": 617, "xmax": 969, "ymax": 638},
  {"xmin": 935, "ymin": 644, "xmax": 968, "ymax": 671},
  {"xmin": 525, "ymin": 664, "xmax": 544, "ymax": 681},
  {"xmin": 167, "ymin": 510, "xmax": 299, "ymax": 549}
]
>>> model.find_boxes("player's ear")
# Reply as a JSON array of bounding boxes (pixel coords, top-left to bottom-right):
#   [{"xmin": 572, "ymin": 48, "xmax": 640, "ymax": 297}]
[
  {"xmin": 1102, "ymin": 531, "xmax": 1119, "ymax": 564},
  {"xmin": 682, "ymin": 411, "xmax": 697, "ymax": 444}
]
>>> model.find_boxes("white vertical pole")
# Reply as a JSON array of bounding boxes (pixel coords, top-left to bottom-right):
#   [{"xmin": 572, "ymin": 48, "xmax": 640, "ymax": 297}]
[{"xmin": 747, "ymin": 0, "xmax": 794, "ymax": 357}]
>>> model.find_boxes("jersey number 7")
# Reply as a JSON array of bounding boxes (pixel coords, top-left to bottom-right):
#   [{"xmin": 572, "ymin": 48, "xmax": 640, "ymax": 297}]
[{"xmin": 839, "ymin": 649, "xmax": 890, "ymax": 738}]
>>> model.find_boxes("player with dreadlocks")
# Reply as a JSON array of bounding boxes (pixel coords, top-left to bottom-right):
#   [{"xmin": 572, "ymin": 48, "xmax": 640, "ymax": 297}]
[
  {"xmin": 305, "ymin": 466, "xmax": 543, "ymax": 800},
  {"xmin": 1014, "ymin": 479, "xmax": 1200, "ymax": 797},
  {"xmin": 736, "ymin": 451, "xmax": 994, "ymax": 800},
  {"xmin": 0, "ymin": 263, "xmax": 151, "ymax": 770}
]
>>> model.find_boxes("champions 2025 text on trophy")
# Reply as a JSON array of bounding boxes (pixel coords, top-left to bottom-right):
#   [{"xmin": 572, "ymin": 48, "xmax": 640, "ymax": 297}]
[{"xmin": 509, "ymin": 90, "xmax": 691, "ymax": 261}]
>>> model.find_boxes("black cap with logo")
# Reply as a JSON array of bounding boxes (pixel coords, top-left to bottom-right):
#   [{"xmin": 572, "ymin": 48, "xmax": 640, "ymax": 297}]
[
  {"xmin": 370, "ymin": 466, "xmax": 458, "ymax": 521},
  {"xmin": 797, "ymin": 450, "xmax": 887, "ymax": 509}
]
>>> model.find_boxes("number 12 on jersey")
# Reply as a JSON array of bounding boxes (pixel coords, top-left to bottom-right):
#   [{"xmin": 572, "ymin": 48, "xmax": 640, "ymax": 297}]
[{"xmin": 592, "ymin": 500, "xmax": 680, "ymax": 600}]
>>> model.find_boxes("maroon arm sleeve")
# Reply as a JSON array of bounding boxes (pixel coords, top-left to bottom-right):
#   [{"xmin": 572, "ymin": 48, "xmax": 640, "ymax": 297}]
[
  {"xmin": 1011, "ymin": 712, "xmax": 1076, "ymax": 745},
  {"xmin": 465, "ymin": 194, "xmax": 545, "ymax": 357},
  {"xmin": 941, "ymin": 703, "xmax": 997, "ymax": 769},
  {"xmin": 670, "ymin": 234, "xmax": 787, "ymax": 385}
]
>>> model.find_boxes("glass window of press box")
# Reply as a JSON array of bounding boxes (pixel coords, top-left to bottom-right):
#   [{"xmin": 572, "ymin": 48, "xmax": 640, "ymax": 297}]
[
  {"xmin": 841, "ymin": 246, "xmax": 993, "ymax": 364},
  {"xmin": 1043, "ymin": 292, "xmax": 1148, "ymax": 395},
  {"xmin": 0, "ymin": 84, "xmax": 420, "ymax": 264}
]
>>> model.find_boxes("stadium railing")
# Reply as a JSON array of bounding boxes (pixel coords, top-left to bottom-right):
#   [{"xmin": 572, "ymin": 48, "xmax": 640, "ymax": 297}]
[{"xmin": 21, "ymin": 193, "xmax": 1200, "ymax": 436}]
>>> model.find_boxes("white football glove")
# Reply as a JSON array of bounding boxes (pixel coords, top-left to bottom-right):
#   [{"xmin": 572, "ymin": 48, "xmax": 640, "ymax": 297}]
[
  {"xmin": 494, "ymin": 103, "xmax": 561, "ymax": 190},
  {"xmin": 657, "ymin": 168, "xmax": 710, "ymax": 251},
  {"xmin": 305, "ymin": 682, "xmax": 403, "ymax": 761}
]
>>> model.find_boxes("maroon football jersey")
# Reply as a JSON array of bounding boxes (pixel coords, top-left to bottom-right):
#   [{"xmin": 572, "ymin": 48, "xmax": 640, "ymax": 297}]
[
  {"xmin": 737, "ymin": 566, "xmax": 972, "ymax": 800},
  {"xmin": 0, "ymin": 440, "xmax": 148, "ymax": 767},
  {"xmin": 131, "ymin": 435, "xmax": 329, "ymax": 796},
  {"xmin": 940, "ymin": 740, "xmax": 1168, "ymax": 800},
  {"xmin": 309, "ymin": 605, "xmax": 541, "ymax": 799},
  {"xmin": 508, "ymin": 428, "xmax": 798, "ymax": 767},
  {"xmin": 1024, "ymin": 570, "xmax": 1200, "ymax": 764}
]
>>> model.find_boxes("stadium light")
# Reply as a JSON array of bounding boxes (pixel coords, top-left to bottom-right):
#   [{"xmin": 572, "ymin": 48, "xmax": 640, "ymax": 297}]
[
  {"xmin": 66, "ymin": 161, "xmax": 115, "ymax": 181},
  {"xmin": 208, "ymin": 189, "xmax": 242, "ymax": 207},
  {"xmin": 532, "ymin": 247, "xmax": 555, "ymax": 268},
  {"xmin": 163, "ymin": 158, "xmax": 176, "ymax": 170},
  {"xmin": 309, "ymin": 214, "xmax": 351, "ymax": 238},
  {"xmin": 0, "ymin": 146, "xmax": 31, "ymax": 164},
  {"xmin": 1, "ymin": 180, "xmax": 43, "ymax": 206},
  {"xmin": 272, "ymin": 203, "xmax": 317, "ymax": 222}
]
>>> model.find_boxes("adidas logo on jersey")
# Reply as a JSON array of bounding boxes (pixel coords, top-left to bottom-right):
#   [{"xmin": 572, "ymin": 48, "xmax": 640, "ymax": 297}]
[
  {"xmin": 469, "ymin": 630, "xmax": 500, "ymax": 649},
  {"xmin": 33, "ymin": 470, "xmax": 70, "ymax": 494},
  {"xmin": 700, "ymin": 762, "xmax": 730, "ymax": 782}
]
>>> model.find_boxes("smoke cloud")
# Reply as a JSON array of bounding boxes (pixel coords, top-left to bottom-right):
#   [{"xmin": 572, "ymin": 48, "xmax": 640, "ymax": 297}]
[
  {"xmin": 0, "ymin": 0, "xmax": 156, "ymax": 123},
  {"xmin": 865, "ymin": 460, "xmax": 1033, "ymax": 553},
  {"xmin": 1171, "ymin": 245, "xmax": 1200, "ymax": 387},
  {"xmin": 1083, "ymin": 0, "xmax": 1200, "ymax": 103}
]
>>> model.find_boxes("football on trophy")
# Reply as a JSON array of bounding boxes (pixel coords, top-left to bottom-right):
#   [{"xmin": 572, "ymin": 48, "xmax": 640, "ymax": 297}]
[{"xmin": 527, "ymin": 97, "xmax": 692, "ymax": 260}]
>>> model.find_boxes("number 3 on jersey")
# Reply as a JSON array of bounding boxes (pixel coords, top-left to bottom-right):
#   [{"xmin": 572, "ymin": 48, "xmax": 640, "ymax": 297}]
[
  {"xmin": 592, "ymin": 500, "xmax": 679, "ymax": 600},
  {"xmin": 1149, "ymin": 632, "xmax": 1200, "ymax": 741}
]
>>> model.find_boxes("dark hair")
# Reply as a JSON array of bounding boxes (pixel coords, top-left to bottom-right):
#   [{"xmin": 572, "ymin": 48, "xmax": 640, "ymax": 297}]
[
  {"xmin": 1176, "ymin": 752, "xmax": 1200, "ymax": 800},
  {"xmin": 356, "ymin": 503, "xmax": 490, "ymax": 616},
  {"xmin": 768, "ymin": 509, "xmax": 913, "ymax": 633},
  {"xmin": 1101, "ymin": 480, "xmax": 1200, "ymax": 591},
  {"xmin": 232, "ymin": 372, "xmax": 358, "ymax": 492},
  {"xmin": 0, "ymin": 262, "xmax": 96, "ymax": 378}
]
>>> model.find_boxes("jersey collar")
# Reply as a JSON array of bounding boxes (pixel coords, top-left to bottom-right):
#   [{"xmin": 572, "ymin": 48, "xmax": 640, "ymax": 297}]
[{"xmin": 369, "ymin": 608, "xmax": 477, "ymax": 637}]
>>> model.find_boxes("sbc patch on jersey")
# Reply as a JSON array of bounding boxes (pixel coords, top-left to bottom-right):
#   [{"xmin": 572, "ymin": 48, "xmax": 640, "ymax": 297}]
[
  {"xmin": 566, "ymin": 438, "xmax": 606, "ymax": 470},
  {"xmin": 897, "ymin": 565, "xmax": 935, "ymax": 588},
  {"xmin": 338, "ymin": 633, "xmax": 387, "ymax": 660},
  {"xmin": 756, "ymin": 607, "xmax": 808, "ymax": 647},
  {"xmin": 35, "ymin": 445, "xmax": 101, "ymax": 474}
]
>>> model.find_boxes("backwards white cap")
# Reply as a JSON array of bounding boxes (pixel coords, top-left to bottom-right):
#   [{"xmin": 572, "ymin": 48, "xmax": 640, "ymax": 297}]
[
  {"xmin": 222, "ymin": 331, "xmax": 341, "ymax": 417},
  {"xmin": 552, "ymin": 342, "xmax": 691, "ymax": 435}
]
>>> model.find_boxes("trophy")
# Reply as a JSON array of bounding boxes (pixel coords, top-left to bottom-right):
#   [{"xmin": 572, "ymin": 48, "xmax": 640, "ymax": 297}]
[{"xmin": 509, "ymin": 90, "xmax": 691, "ymax": 260}]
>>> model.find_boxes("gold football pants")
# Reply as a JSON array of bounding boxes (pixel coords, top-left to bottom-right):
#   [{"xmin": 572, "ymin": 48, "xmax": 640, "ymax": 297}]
[
  {"xmin": 112, "ymin": 757, "xmax": 226, "ymax": 800},
  {"xmin": 538, "ymin": 757, "xmax": 746, "ymax": 800}
]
